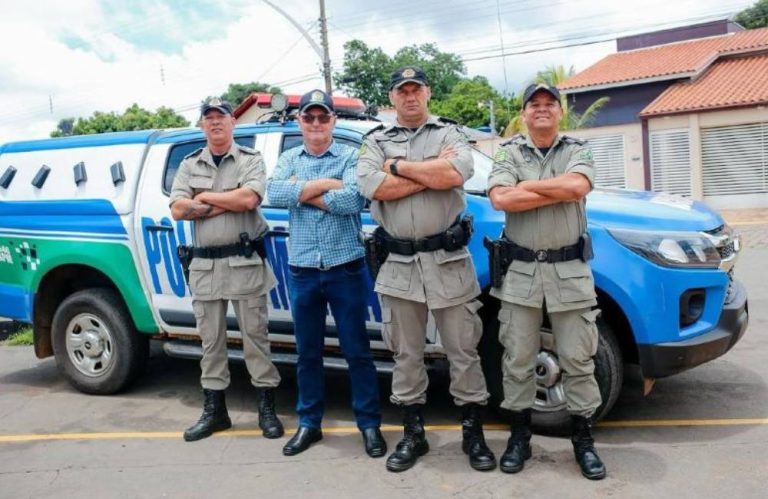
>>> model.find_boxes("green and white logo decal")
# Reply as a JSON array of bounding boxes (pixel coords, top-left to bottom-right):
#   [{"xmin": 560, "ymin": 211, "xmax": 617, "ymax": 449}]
[
  {"xmin": 0, "ymin": 245, "xmax": 12, "ymax": 265},
  {"xmin": 14, "ymin": 241, "xmax": 40, "ymax": 271}
]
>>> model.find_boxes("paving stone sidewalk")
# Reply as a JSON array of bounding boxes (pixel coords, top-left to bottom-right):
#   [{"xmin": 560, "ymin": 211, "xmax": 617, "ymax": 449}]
[{"xmin": 721, "ymin": 208, "xmax": 768, "ymax": 249}]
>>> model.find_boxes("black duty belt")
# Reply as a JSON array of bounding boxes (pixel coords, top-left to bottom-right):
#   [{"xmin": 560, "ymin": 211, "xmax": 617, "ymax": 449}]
[
  {"xmin": 378, "ymin": 216, "xmax": 473, "ymax": 256},
  {"xmin": 503, "ymin": 239, "xmax": 582, "ymax": 263},
  {"xmin": 190, "ymin": 234, "xmax": 267, "ymax": 260}
]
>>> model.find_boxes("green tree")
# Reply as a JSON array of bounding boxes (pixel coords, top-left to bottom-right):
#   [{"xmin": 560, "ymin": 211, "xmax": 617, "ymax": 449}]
[
  {"xmin": 50, "ymin": 104, "xmax": 189, "ymax": 137},
  {"xmin": 220, "ymin": 82, "xmax": 282, "ymax": 107},
  {"xmin": 335, "ymin": 40, "xmax": 466, "ymax": 106},
  {"xmin": 51, "ymin": 118, "xmax": 75, "ymax": 137},
  {"xmin": 429, "ymin": 76, "xmax": 516, "ymax": 132},
  {"xmin": 736, "ymin": 0, "xmax": 768, "ymax": 29},
  {"xmin": 335, "ymin": 40, "xmax": 392, "ymax": 107}
]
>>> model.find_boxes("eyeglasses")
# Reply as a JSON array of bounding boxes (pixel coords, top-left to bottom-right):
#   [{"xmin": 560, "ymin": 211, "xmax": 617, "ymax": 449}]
[{"xmin": 300, "ymin": 113, "xmax": 333, "ymax": 124}]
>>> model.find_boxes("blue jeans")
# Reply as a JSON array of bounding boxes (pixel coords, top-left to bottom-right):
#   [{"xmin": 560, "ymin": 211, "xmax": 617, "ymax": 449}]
[{"xmin": 288, "ymin": 258, "xmax": 381, "ymax": 430}]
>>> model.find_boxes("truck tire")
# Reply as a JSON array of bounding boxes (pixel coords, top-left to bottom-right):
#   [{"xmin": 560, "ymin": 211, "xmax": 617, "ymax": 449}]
[
  {"xmin": 51, "ymin": 288, "xmax": 149, "ymax": 394},
  {"xmin": 479, "ymin": 298, "xmax": 623, "ymax": 434}
]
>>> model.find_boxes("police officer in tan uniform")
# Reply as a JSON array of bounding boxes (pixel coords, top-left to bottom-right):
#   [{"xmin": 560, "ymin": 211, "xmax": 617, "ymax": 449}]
[
  {"xmin": 357, "ymin": 67, "xmax": 495, "ymax": 473},
  {"xmin": 170, "ymin": 98, "xmax": 284, "ymax": 442},
  {"xmin": 488, "ymin": 83, "xmax": 606, "ymax": 480}
]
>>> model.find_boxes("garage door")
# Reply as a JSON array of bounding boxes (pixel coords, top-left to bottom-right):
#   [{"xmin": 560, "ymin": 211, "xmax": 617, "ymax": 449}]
[
  {"xmin": 701, "ymin": 122, "xmax": 767, "ymax": 196},
  {"xmin": 650, "ymin": 129, "xmax": 691, "ymax": 196},
  {"xmin": 587, "ymin": 134, "xmax": 625, "ymax": 188}
]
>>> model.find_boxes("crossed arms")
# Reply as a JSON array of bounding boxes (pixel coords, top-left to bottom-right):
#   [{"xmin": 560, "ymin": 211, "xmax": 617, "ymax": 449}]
[
  {"xmin": 170, "ymin": 187, "xmax": 260, "ymax": 221},
  {"xmin": 370, "ymin": 146, "xmax": 465, "ymax": 201},
  {"xmin": 489, "ymin": 173, "xmax": 591, "ymax": 213}
]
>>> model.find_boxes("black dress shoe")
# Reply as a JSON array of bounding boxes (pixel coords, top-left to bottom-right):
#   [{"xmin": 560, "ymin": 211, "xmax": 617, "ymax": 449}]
[
  {"xmin": 282, "ymin": 426, "xmax": 323, "ymax": 456},
  {"xmin": 361, "ymin": 427, "xmax": 387, "ymax": 458}
]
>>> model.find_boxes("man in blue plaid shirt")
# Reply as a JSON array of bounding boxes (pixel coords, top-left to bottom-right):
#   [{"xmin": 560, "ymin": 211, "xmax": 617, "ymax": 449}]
[{"xmin": 267, "ymin": 89, "xmax": 385, "ymax": 458}]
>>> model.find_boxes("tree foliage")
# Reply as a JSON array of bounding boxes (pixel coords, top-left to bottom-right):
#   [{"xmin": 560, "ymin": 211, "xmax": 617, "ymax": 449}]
[
  {"xmin": 219, "ymin": 82, "xmax": 283, "ymax": 107},
  {"xmin": 50, "ymin": 104, "xmax": 189, "ymax": 137},
  {"xmin": 335, "ymin": 40, "xmax": 466, "ymax": 106},
  {"xmin": 335, "ymin": 40, "xmax": 392, "ymax": 107},
  {"xmin": 429, "ymin": 76, "xmax": 516, "ymax": 132},
  {"xmin": 736, "ymin": 0, "xmax": 768, "ymax": 29}
]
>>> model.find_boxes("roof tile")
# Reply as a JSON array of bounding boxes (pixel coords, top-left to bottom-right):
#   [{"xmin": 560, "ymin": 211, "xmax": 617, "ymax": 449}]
[
  {"xmin": 561, "ymin": 27, "xmax": 768, "ymax": 91},
  {"xmin": 640, "ymin": 54, "xmax": 768, "ymax": 116}
]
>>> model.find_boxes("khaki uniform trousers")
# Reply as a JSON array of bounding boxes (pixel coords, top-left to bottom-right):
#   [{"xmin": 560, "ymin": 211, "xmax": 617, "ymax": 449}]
[
  {"xmin": 193, "ymin": 294, "xmax": 280, "ymax": 390},
  {"xmin": 498, "ymin": 301, "xmax": 602, "ymax": 417},
  {"xmin": 382, "ymin": 295, "xmax": 489, "ymax": 406}
]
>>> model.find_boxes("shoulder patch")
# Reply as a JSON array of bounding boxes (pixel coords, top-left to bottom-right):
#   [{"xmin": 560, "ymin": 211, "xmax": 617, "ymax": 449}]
[
  {"xmin": 493, "ymin": 148, "xmax": 508, "ymax": 162},
  {"xmin": 183, "ymin": 147, "xmax": 204, "ymax": 160},
  {"xmin": 237, "ymin": 144, "xmax": 258, "ymax": 155},
  {"xmin": 362, "ymin": 123, "xmax": 386, "ymax": 138},
  {"xmin": 562, "ymin": 135, "xmax": 586, "ymax": 145},
  {"xmin": 578, "ymin": 148, "xmax": 594, "ymax": 161}
]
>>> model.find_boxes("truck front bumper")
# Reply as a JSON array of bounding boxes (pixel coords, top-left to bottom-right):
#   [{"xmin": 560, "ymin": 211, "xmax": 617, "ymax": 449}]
[{"xmin": 637, "ymin": 279, "xmax": 748, "ymax": 378}]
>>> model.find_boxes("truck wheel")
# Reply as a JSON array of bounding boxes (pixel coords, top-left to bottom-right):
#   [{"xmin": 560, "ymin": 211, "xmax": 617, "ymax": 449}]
[
  {"xmin": 51, "ymin": 288, "xmax": 148, "ymax": 394},
  {"xmin": 479, "ymin": 299, "xmax": 624, "ymax": 434}
]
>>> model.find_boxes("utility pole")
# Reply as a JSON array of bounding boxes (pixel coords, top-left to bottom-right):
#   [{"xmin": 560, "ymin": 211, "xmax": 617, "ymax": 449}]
[
  {"xmin": 480, "ymin": 100, "xmax": 497, "ymax": 135},
  {"xmin": 319, "ymin": 0, "xmax": 333, "ymax": 94},
  {"xmin": 262, "ymin": 0, "xmax": 332, "ymax": 94},
  {"xmin": 488, "ymin": 99, "xmax": 496, "ymax": 135}
]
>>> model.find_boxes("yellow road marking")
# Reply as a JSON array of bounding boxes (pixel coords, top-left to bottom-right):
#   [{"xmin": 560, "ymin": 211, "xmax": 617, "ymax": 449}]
[
  {"xmin": 597, "ymin": 418, "xmax": 768, "ymax": 428},
  {"xmin": 1, "ymin": 419, "xmax": 767, "ymax": 443},
  {"xmin": 730, "ymin": 220, "xmax": 767, "ymax": 226}
]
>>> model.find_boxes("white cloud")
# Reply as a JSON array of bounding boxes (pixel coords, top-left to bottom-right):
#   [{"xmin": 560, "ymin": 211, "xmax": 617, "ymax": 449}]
[{"xmin": 0, "ymin": 0, "xmax": 755, "ymax": 143}]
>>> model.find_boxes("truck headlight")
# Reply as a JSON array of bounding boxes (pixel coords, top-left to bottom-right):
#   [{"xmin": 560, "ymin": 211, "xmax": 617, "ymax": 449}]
[{"xmin": 608, "ymin": 228, "xmax": 721, "ymax": 268}]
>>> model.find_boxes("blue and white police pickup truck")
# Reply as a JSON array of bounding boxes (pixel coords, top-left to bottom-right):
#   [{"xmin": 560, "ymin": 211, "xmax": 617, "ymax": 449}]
[{"xmin": 0, "ymin": 104, "xmax": 748, "ymax": 431}]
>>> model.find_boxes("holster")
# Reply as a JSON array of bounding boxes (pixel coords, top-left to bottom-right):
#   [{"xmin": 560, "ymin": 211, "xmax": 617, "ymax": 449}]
[
  {"xmin": 177, "ymin": 244, "xmax": 194, "ymax": 285},
  {"xmin": 579, "ymin": 232, "xmax": 594, "ymax": 262},
  {"xmin": 359, "ymin": 228, "xmax": 389, "ymax": 281},
  {"xmin": 483, "ymin": 236, "xmax": 510, "ymax": 288}
]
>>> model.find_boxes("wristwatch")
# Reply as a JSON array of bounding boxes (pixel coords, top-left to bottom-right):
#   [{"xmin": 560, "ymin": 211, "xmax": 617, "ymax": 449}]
[{"xmin": 390, "ymin": 159, "xmax": 400, "ymax": 176}]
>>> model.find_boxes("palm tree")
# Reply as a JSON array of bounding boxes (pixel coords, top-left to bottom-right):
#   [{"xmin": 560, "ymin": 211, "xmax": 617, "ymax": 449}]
[{"xmin": 504, "ymin": 64, "xmax": 609, "ymax": 135}]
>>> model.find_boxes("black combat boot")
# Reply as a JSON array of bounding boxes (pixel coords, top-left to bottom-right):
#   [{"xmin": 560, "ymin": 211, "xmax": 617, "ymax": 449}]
[
  {"xmin": 571, "ymin": 415, "xmax": 606, "ymax": 480},
  {"xmin": 461, "ymin": 403, "xmax": 497, "ymax": 471},
  {"xmin": 257, "ymin": 388, "xmax": 284, "ymax": 439},
  {"xmin": 183, "ymin": 389, "xmax": 232, "ymax": 442},
  {"xmin": 385, "ymin": 405, "xmax": 430, "ymax": 472},
  {"xmin": 500, "ymin": 409, "xmax": 532, "ymax": 473}
]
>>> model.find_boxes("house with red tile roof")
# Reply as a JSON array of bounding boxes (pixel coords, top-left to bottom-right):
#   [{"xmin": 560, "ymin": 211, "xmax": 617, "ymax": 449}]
[{"xmin": 561, "ymin": 19, "xmax": 768, "ymax": 209}]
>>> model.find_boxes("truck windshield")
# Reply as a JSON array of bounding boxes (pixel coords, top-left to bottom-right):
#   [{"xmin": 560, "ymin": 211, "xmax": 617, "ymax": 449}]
[{"xmin": 465, "ymin": 149, "xmax": 491, "ymax": 195}]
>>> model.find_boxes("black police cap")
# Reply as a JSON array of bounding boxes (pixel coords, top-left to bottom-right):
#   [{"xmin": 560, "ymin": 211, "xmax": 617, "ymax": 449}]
[
  {"xmin": 389, "ymin": 66, "xmax": 429, "ymax": 90},
  {"xmin": 522, "ymin": 83, "xmax": 562, "ymax": 107}
]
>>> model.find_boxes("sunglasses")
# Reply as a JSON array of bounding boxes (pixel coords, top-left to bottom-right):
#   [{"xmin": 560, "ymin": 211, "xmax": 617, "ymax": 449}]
[{"xmin": 300, "ymin": 113, "xmax": 333, "ymax": 124}]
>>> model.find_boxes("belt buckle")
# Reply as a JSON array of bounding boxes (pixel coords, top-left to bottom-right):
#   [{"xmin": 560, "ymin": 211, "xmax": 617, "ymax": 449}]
[{"xmin": 535, "ymin": 249, "xmax": 548, "ymax": 262}]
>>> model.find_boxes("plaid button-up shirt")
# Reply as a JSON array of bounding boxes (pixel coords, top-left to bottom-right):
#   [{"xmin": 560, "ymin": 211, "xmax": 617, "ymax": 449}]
[{"xmin": 267, "ymin": 141, "xmax": 365, "ymax": 268}]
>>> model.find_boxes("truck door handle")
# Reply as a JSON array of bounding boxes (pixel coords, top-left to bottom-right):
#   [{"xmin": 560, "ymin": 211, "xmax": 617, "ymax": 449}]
[
  {"xmin": 145, "ymin": 224, "xmax": 174, "ymax": 232},
  {"xmin": 269, "ymin": 227, "xmax": 290, "ymax": 237}
]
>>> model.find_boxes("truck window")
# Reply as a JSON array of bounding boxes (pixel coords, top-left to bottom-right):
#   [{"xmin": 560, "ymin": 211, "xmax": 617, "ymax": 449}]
[
  {"xmin": 162, "ymin": 136, "xmax": 256, "ymax": 195},
  {"xmin": 280, "ymin": 134, "xmax": 360, "ymax": 153}
]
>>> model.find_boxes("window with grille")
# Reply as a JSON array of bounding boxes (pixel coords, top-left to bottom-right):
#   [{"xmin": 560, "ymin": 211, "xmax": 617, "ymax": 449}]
[
  {"xmin": 587, "ymin": 134, "xmax": 625, "ymax": 188},
  {"xmin": 650, "ymin": 129, "xmax": 691, "ymax": 196},
  {"xmin": 701, "ymin": 122, "xmax": 767, "ymax": 196}
]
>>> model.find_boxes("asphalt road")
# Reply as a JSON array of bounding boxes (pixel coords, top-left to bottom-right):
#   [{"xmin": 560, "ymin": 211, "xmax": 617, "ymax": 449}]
[{"xmin": 0, "ymin": 224, "xmax": 766, "ymax": 498}]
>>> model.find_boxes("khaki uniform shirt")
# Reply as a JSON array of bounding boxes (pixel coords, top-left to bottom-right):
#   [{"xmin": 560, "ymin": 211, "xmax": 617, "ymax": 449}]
[
  {"xmin": 487, "ymin": 133, "xmax": 597, "ymax": 313},
  {"xmin": 169, "ymin": 142, "xmax": 277, "ymax": 300},
  {"xmin": 357, "ymin": 116, "xmax": 480, "ymax": 309}
]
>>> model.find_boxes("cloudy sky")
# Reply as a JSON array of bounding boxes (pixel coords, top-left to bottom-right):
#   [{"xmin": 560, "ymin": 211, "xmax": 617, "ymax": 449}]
[{"xmin": 0, "ymin": 0, "xmax": 754, "ymax": 142}]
